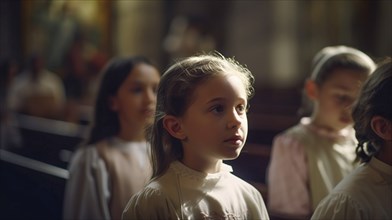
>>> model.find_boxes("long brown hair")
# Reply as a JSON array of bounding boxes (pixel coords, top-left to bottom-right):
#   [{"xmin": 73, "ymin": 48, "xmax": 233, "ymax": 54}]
[
  {"xmin": 150, "ymin": 52, "xmax": 254, "ymax": 179},
  {"xmin": 86, "ymin": 56, "xmax": 153, "ymax": 145}
]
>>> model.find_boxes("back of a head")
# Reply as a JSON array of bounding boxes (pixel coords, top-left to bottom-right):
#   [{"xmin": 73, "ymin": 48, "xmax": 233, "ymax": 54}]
[
  {"xmin": 352, "ymin": 58, "xmax": 392, "ymax": 162},
  {"xmin": 150, "ymin": 52, "xmax": 254, "ymax": 178}
]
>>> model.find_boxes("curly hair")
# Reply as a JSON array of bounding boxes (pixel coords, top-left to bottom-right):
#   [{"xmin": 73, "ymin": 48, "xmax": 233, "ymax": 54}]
[{"xmin": 352, "ymin": 58, "xmax": 392, "ymax": 162}]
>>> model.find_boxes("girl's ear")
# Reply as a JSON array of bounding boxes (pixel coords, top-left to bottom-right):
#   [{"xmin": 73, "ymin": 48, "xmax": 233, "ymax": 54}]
[
  {"xmin": 371, "ymin": 116, "xmax": 392, "ymax": 141},
  {"xmin": 305, "ymin": 79, "xmax": 318, "ymax": 100},
  {"xmin": 163, "ymin": 115, "xmax": 186, "ymax": 140}
]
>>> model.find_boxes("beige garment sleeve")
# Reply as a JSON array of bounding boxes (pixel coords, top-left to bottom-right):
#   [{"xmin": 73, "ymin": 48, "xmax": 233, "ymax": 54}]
[
  {"xmin": 122, "ymin": 186, "xmax": 180, "ymax": 220},
  {"xmin": 267, "ymin": 133, "xmax": 311, "ymax": 218},
  {"xmin": 63, "ymin": 147, "xmax": 111, "ymax": 220},
  {"xmin": 311, "ymin": 193, "xmax": 364, "ymax": 220}
]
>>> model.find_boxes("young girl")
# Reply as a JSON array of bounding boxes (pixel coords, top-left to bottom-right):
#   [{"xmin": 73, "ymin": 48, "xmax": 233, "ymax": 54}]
[
  {"xmin": 63, "ymin": 56, "xmax": 160, "ymax": 220},
  {"xmin": 122, "ymin": 53, "xmax": 269, "ymax": 219},
  {"xmin": 267, "ymin": 46, "xmax": 376, "ymax": 219},
  {"xmin": 311, "ymin": 58, "xmax": 392, "ymax": 220}
]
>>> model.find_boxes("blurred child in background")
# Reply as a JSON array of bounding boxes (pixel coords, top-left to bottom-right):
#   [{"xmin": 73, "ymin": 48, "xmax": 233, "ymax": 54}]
[
  {"xmin": 312, "ymin": 58, "xmax": 392, "ymax": 220},
  {"xmin": 267, "ymin": 46, "xmax": 376, "ymax": 219},
  {"xmin": 63, "ymin": 56, "xmax": 160, "ymax": 220},
  {"xmin": 7, "ymin": 54, "xmax": 66, "ymax": 119}
]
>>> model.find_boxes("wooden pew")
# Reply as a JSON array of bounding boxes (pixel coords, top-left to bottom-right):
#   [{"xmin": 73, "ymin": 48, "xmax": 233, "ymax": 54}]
[
  {"xmin": 228, "ymin": 87, "xmax": 302, "ymax": 203},
  {"xmin": 7, "ymin": 114, "xmax": 88, "ymax": 169},
  {"xmin": 247, "ymin": 112, "xmax": 299, "ymax": 145},
  {"xmin": 0, "ymin": 149, "xmax": 68, "ymax": 219}
]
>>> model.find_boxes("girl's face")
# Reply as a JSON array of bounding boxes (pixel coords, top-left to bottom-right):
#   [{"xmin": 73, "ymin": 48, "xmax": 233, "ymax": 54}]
[
  {"xmin": 178, "ymin": 74, "xmax": 248, "ymax": 171},
  {"xmin": 110, "ymin": 63, "xmax": 160, "ymax": 139},
  {"xmin": 311, "ymin": 68, "xmax": 368, "ymax": 132}
]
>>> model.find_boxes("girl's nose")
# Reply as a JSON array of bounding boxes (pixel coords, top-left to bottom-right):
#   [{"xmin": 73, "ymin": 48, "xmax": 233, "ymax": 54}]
[
  {"xmin": 227, "ymin": 109, "xmax": 242, "ymax": 129},
  {"xmin": 144, "ymin": 88, "xmax": 156, "ymax": 104}
]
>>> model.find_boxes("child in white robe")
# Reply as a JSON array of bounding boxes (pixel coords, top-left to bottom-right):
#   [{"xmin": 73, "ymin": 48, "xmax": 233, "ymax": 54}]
[
  {"xmin": 312, "ymin": 58, "xmax": 392, "ymax": 220},
  {"xmin": 267, "ymin": 46, "xmax": 376, "ymax": 219},
  {"xmin": 63, "ymin": 56, "xmax": 160, "ymax": 220},
  {"xmin": 122, "ymin": 53, "xmax": 269, "ymax": 220}
]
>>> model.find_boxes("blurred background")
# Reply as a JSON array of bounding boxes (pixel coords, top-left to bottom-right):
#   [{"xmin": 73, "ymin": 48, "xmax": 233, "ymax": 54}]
[{"xmin": 1, "ymin": 0, "xmax": 391, "ymax": 219}]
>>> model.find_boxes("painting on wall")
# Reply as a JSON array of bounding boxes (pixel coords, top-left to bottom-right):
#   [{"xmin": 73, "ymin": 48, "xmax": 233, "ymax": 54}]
[
  {"xmin": 21, "ymin": 0, "xmax": 111, "ymax": 103},
  {"xmin": 21, "ymin": 0, "xmax": 110, "ymax": 72}
]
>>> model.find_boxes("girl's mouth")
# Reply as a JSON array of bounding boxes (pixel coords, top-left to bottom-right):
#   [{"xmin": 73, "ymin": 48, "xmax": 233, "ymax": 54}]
[{"xmin": 224, "ymin": 136, "xmax": 243, "ymax": 146}]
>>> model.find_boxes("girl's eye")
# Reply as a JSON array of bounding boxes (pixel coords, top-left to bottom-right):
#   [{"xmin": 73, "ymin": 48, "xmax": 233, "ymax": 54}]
[
  {"xmin": 236, "ymin": 104, "xmax": 247, "ymax": 114},
  {"xmin": 335, "ymin": 95, "xmax": 352, "ymax": 105},
  {"xmin": 130, "ymin": 87, "xmax": 143, "ymax": 94},
  {"xmin": 211, "ymin": 105, "xmax": 225, "ymax": 114}
]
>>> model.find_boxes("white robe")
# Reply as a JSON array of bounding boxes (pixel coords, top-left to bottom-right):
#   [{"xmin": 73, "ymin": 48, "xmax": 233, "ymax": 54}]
[
  {"xmin": 122, "ymin": 160, "xmax": 269, "ymax": 220},
  {"xmin": 268, "ymin": 117, "xmax": 357, "ymax": 217},
  {"xmin": 63, "ymin": 137, "xmax": 151, "ymax": 220},
  {"xmin": 312, "ymin": 157, "xmax": 392, "ymax": 220}
]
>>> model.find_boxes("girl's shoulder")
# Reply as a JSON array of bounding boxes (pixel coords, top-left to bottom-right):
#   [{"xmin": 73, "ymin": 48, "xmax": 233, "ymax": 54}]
[
  {"xmin": 223, "ymin": 173, "xmax": 268, "ymax": 217},
  {"xmin": 67, "ymin": 143, "xmax": 105, "ymax": 172},
  {"xmin": 273, "ymin": 124, "xmax": 308, "ymax": 148},
  {"xmin": 273, "ymin": 117, "xmax": 321, "ymax": 149},
  {"xmin": 129, "ymin": 183, "xmax": 166, "ymax": 201},
  {"xmin": 281, "ymin": 118, "xmax": 313, "ymax": 138},
  {"xmin": 71, "ymin": 145, "xmax": 98, "ymax": 162},
  {"xmin": 122, "ymin": 183, "xmax": 178, "ymax": 219},
  {"xmin": 226, "ymin": 173, "xmax": 262, "ymax": 195}
]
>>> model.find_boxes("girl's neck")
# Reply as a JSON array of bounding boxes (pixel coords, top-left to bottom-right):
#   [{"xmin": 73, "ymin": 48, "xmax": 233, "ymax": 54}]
[
  {"xmin": 181, "ymin": 156, "xmax": 223, "ymax": 174},
  {"xmin": 117, "ymin": 129, "xmax": 145, "ymax": 142},
  {"xmin": 309, "ymin": 114, "xmax": 347, "ymax": 134},
  {"xmin": 118, "ymin": 120, "xmax": 147, "ymax": 142}
]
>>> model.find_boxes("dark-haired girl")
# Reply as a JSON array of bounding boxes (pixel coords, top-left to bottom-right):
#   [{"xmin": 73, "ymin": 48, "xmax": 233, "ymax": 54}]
[{"xmin": 63, "ymin": 56, "xmax": 160, "ymax": 220}]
